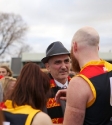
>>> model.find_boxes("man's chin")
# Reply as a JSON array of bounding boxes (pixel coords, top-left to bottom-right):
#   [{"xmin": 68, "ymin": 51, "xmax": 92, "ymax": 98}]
[{"xmin": 60, "ymin": 74, "xmax": 68, "ymax": 78}]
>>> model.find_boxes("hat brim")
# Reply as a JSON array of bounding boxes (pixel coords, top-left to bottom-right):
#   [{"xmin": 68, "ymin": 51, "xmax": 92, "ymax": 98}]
[
  {"xmin": 41, "ymin": 56, "xmax": 51, "ymax": 64},
  {"xmin": 41, "ymin": 52, "xmax": 70, "ymax": 64}
]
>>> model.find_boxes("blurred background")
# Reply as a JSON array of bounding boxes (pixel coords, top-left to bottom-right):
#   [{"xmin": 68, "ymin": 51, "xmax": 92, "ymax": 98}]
[{"xmin": 0, "ymin": 0, "xmax": 112, "ymax": 76}]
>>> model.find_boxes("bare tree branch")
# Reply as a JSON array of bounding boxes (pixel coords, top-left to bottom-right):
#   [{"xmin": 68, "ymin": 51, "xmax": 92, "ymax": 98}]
[{"xmin": 0, "ymin": 13, "xmax": 28, "ymax": 56}]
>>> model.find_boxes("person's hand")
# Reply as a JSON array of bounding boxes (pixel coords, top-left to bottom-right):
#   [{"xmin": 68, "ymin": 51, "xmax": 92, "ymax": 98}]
[{"xmin": 55, "ymin": 89, "xmax": 67, "ymax": 103}]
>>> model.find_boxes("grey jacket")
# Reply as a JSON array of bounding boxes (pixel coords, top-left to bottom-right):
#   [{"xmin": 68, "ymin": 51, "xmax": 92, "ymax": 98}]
[{"xmin": 0, "ymin": 83, "xmax": 3, "ymax": 102}]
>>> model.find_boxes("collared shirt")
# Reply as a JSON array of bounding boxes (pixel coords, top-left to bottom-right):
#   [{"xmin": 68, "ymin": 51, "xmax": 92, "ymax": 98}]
[{"xmin": 54, "ymin": 79, "xmax": 68, "ymax": 88}]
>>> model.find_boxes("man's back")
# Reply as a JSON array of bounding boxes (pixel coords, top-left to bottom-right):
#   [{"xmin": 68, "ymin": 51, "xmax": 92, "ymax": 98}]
[
  {"xmin": 79, "ymin": 60, "xmax": 112, "ymax": 125},
  {"xmin": 64, "ymin": 60, "xmax": 112, "ymax": 125}
]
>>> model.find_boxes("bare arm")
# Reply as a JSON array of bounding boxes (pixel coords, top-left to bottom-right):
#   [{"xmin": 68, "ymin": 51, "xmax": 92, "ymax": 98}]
[
  {"xmin": 32, "ymin": 112, "xmax": 53, "ymax": 125},
  {"xmin": 63, "ymin": 76, "xmax": 93, "ymax": 125}
]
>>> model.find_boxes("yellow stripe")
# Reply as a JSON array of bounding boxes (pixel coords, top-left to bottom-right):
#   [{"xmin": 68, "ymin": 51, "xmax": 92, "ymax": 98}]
[
  {"xmin": 25, "ymin": 110, "xmax": 40, "ymax": 125},
  {"xmin": 76, "ymin": 74, "xmax": 96, "ymax": 107},
  {"xmin": 80, "ymin": 59, "xmax": 105, "ymax": 72},
  {"xmin": 4, "ymin": 100, "xmax": 41, "ymax": 125},
  {"xmin": 80, "ymin": 60, "xmax": 112, "ymax": 72},
  {"xmin": 104, "ymin": 61, "xmax": 112, "ymax": 72},
  {"xmin": 77, "ymin": 60, "xmax": 112, "ymax": 107}
]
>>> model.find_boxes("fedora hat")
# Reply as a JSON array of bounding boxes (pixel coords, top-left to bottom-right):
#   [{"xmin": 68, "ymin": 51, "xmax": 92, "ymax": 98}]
[{"xmin": 41, "ymin": 41, "xmax": 70, "ymax": 63}]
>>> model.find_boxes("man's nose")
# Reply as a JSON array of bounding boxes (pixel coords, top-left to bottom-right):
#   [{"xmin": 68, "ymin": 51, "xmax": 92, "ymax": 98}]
[{"xmin": 61, "ymin": 62, "xmax": 66, "ymax": 69}]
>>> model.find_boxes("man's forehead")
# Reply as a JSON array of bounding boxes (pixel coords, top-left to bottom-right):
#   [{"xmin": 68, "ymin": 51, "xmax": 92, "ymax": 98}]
[{"xmin": 49, "ymin": 54, "xmax": 70, "ymax": 61}]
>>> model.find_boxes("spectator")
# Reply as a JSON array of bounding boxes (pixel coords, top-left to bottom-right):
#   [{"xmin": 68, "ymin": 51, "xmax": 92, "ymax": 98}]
[
  {"xmin": 0, "ymin": 76, "xmax": 16, "ymax": 101},
  {"xmin": 0, "ymin": 66, "xmax": 13, "ymax": 77},
  {"xmin": 41, "ymin": 41, "xmax": 71, "ymax": 124}
]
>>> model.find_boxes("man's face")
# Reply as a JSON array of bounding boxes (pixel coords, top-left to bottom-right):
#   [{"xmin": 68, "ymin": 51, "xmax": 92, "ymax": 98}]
[
  {"xmin": 46, "ymin": 55, "xmax": 71, "ymax": 82},
  {"xmin": 70, "ymin": 47, "xmax": 81, "ymax": 73},
  {"xmin": 0, "ymin": 68, "xmax": 9, "ymax": 76}
]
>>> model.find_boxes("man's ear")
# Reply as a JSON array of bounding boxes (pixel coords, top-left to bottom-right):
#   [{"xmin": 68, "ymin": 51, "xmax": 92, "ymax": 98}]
[
  {"xmin": 73, "ymin": 42, "xmax": 77, "ymax": 52},
  {"xmin": 45, "ymin": 63, "xmax": 50, "ymax": 72},
  {"xmin": 98, "ymin": 46, "xmax": 99, "ymax": 51}
]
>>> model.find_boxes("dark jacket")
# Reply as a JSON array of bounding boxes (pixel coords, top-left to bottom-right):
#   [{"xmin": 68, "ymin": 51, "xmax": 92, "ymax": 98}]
[{"xmin": 46, "ymin": 74, "xmax": 70, "ymax": 124}]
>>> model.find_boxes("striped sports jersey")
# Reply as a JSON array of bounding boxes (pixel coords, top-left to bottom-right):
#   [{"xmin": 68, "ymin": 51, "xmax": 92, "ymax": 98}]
[
  {"xmin": 2, "ymin": 100, "xmax": 40, "ymax": 125},
  {"xmin": 77, "ymin": 60, "xmax": 112, "ymax": 125}
]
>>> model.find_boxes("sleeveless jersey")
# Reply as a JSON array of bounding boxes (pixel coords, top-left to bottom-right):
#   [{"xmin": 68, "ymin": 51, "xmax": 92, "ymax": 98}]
[
  {"xmin": 77, "ymin": 60, "xmax": 112, "ymax": 125},
  {"xmin": 2, "ymin": 100, "xmax": 40, "ymax": 125}
]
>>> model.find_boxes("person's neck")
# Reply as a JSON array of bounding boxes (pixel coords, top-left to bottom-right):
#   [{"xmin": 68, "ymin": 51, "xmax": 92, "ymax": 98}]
[
  {"xmin": 55, "ymin": 78, "xmax": 68, "ymax": 85},
  {"xmin": 79, "ymin": 56, "xmax": 100, "ymax": 69}
]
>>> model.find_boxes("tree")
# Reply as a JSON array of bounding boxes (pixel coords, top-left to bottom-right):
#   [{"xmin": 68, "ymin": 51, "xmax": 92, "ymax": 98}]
[
  {"xmin": 15, "ymin": 43, "xmax": 32, "ymax": 57},
  {"xmin": 0, "ymin": 13, "xmax": 30, "ymax": 57}
]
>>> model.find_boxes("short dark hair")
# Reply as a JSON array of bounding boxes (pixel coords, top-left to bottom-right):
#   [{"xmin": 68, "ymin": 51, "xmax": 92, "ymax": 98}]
[{"xmin": 10, "ymin": 62, "xmax": 50, "ymax": 110}]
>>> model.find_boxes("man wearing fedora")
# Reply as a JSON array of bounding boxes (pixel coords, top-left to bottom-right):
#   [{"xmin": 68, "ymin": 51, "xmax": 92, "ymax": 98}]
[{"xmin": 41, "ymin": 41, "xmax": 71, "ymax": 124}]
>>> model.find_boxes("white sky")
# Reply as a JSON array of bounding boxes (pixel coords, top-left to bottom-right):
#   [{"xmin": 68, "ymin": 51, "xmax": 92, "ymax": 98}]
[{"xmin": 0, "ymin": 0, "xmax": 112, "ymax": 55}]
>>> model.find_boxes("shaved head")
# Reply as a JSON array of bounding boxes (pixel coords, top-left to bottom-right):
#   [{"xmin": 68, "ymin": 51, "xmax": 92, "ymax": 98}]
[
  {"xmin": 70, "ymin": 26, "xmax": 100, "ymax": 72},
  {"xmin": 72, "ymin": 26, "xmax": 99, "ymax": 46}
]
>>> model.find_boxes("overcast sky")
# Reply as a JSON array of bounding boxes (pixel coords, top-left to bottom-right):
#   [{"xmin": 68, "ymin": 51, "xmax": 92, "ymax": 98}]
[{"xmin": 0, "ymin": 0, "xmax": 112, "ymax": 55}]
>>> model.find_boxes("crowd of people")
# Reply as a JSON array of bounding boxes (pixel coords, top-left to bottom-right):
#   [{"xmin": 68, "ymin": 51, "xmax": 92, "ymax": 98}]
[{"xmin": 0, "ymin": 26, "xmax": 112, "ymax": 125}]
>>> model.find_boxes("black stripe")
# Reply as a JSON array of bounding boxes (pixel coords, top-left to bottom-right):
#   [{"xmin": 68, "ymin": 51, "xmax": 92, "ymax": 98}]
[
  {"xmin": 47, "ymin": 106, "xmax": 63, "ymax": 119},
  {"xmin": 3, "ymin": 111, "xmax": 28, "ymax": 125}
]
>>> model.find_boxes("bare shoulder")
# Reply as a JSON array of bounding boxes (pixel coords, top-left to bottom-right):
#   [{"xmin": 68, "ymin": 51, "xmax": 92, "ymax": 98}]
[
  {"xmin": 70, "ymin": 76, "xmax": 89, "ymax": 87},
  {"xmin": 32, "ymin": 112, "xmax": 53, "ymax": 125},
  {"xmin": 63, "ymin": 76, "xmax": 92, "ymax": 125},
  {"xmin": 67, "ymin": 76, "xmax": 93, "ymax": 107},
  {"xmin": 69, "ymin": 76, "xmax": 92, "ymax": 93}
]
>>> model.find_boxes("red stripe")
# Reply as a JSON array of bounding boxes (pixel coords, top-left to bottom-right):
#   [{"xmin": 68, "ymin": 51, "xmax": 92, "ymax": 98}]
[
  {"xmin": 80, "ymin": 65, "xmax": 107, "ymax": 78},
  {"xmin": 0, "ymin": 102, "xmax": 7, "ymax": 109},
  {"xmin": 52, "ymin": 118, "xmax": 63, "ymax": 123}
]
